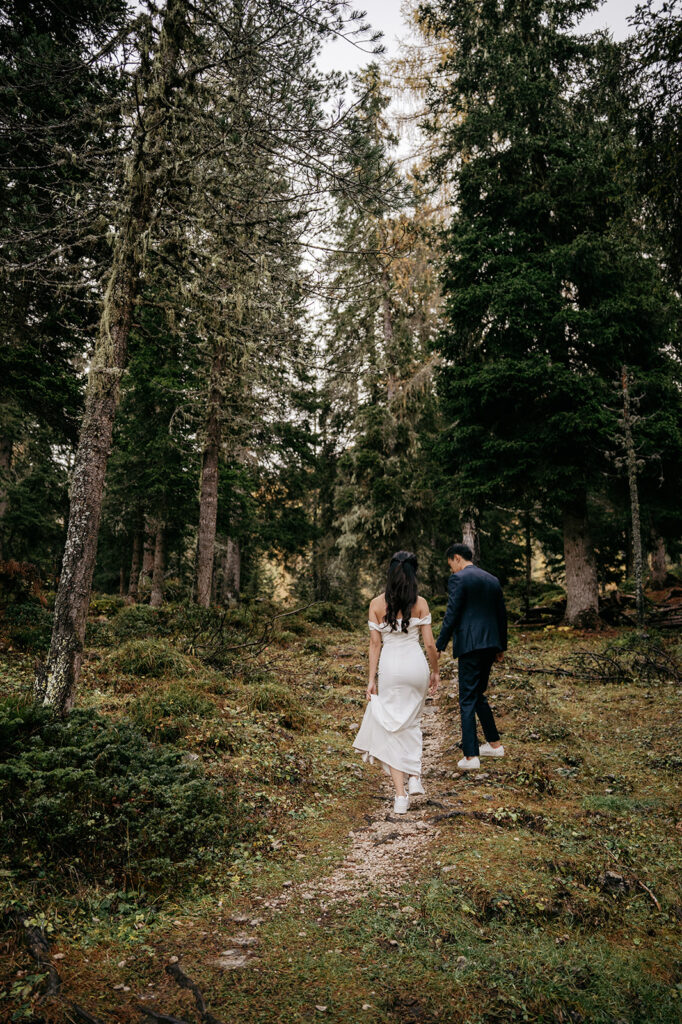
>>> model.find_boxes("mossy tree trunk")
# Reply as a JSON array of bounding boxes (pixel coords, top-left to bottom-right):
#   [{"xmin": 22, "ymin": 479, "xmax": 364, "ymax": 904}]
[
  {"xmin": 563, "ymin": 496, "xmax": 600, "ymax": 627},
  {"xmin": 621, "ymin": 366, "xmax": 644, "ymax": 626},
  {"xmin": 220, "ymin": 536, "xmax": 240, "ymax": 604},
  {"xmin": 149, "ymin": 524, "xmax": 165, "ymax": 607},
  {"xmin": 649, "ymin": 532, "xmax": 668, "ymax": 588},
  {"xmin": 140, "ymin": 518, "xmax": 155, "ymax": 587},
  {"xmin": 195, "ymin": 352, "xmax": 223, "ymax": 608},
  {"xmin": 127, "ymin": 531, "xmax": 142, "ymax": 603},
  {"xmin": 34, "ymin": 0, "xmax": 188, "ymax": 713},
  {"xmin": 462, "ymin": 513, "xmax": 480, "ymax": 564},
  {"xmin": 0, "ymin": 436, "xmax": 11, "ymax": 560}
]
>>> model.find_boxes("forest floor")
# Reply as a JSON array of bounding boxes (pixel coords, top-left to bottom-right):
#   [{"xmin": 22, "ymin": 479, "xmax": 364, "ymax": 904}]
[{"xmin": 1, "ymin": 607, "xmax": 681, "ymax": 1024}]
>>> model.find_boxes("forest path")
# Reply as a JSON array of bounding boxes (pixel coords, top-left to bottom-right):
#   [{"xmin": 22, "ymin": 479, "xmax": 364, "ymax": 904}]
[
  {"xmin": 214, "ymin": 671, "xmax": 463, "ymax": 971},
  {"xmin": 268, "ymin": 693, "xmax": 448, "ymax": 909}
]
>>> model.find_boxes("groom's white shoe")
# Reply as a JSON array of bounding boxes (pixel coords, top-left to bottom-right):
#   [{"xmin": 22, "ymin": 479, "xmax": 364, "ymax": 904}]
[
  {"xmin": 408, "ymin": 775, "xmax": 425, "ymax": 796},
  {"xmin": 457, "ymin": 755, "xmax": 480, "ymax": 771},
  {"xmin": 394, "ymin": 794, "xmax": 410, "ymax": 814},
  {"xmin": 479, "ymin": 742, "xmax": 504, "ymax": 758}
]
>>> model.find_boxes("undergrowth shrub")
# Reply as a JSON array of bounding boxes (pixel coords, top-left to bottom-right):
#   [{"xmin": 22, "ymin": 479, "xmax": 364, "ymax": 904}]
[
  {"xmin": 0, "ymin": 700, "xmax": 243, "ymax": 888},
  {"xmin": 285, "ymin": 617, "xmax": 308, "ymax": 635},
  {"xmin": 128, "ymin": 682, "xmax": 217, "ymax": 742},
  {"xmin": 110, "ymin": 604, "xmax": 172, "ymax": 641},
  {"xmin": 1, "ymin": 603, "xmax": 53, "ymax": 651},
  {"xmin": 103, "ymin": 638, "xmax": 193, "ymax": 678},
  {"xmin": 89, "ymin": 593, "xmax": 125, "ymax": 617},
  {"xmin": 304, "ymin": 602, "xmax": 354, "ymax": 631}
]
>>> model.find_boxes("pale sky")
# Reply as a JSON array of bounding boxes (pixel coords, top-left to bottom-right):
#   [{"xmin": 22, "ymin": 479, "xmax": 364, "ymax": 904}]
[{"xmin": 320, "ymin": 0, "xmax": 642, "ymax": 77}]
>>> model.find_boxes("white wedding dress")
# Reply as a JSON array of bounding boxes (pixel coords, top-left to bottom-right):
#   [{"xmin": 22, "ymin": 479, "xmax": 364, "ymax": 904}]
[{"xmin": 352, "ymin": 614, "xmax": 431, "ymax": 778}]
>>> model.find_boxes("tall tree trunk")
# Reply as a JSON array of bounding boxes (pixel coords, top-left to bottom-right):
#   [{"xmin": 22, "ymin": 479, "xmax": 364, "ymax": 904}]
[
  {"xmin": 195, "ymin": 352, "xmax": 222, "ymax": 608},
  {"xmin": 221, "ymin": 536, "xmax": 240, "ymax": 604},
  {"xmin": 119, "ymin": 567, "xmax": 126, "ymax": 596},
  {"xmin": 140, "ymin": 518, "xmax": 155, "ymax": 586},
  {"xmin": 563, "ymin": 496, "xmax": 599, "ymax": 627},
  {"xmin": 624, "ymin": 525, "xmax": 634, "ymax": 580},
  {"xmin": 649, "ymin": 532, "xmax": 668, "ymax": 589},
  {"xmin": 127, "ymin": 531, "xmax": 142, "ymax": 603},
  {"xmin": 149, "ymin": 524, "xmax": 165, "ymax": 607},
  {"xmin": 621, "ymin": 367, "xmax": 644, "ymax": 626},
  {"xmin": 524, "ymin": 512, "xmax": 532, "ymax": 616},
  {"xmin": 0, "ymin": 435, "xmax": 11, "ymax": 560},
  {"xmin": 462, "ymin": 512, "xmax": 480, "ymax": 563},
  {"xmin": 34, "ymin": 0, "xmax": 188, "ymax": 712}
]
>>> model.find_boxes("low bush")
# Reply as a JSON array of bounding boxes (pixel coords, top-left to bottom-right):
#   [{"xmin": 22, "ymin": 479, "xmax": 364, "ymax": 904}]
[
  {"xmin": 84, "ymin": 618, "xmax": 114, "ymax": 647},
  {"xmin": 110, "ymin": 604, "xmax": 172, "ymax": 641},
  {"xmin": 89, "ymin": 593, "xmax": 125, "ymax": 617},
  {"xmin": 285, "ymin": 617, "xmax": 308, "ymax": 635},
  {"xmin": 103, "ymin": 638, "xmax": 193, "ymax": 678},
  {"xmin": 305, "ymin": 602, "xmax": 354, "ymax": 631},
  {"xmin": 1, "ymin": 603, "xmax": 53, "ymax": 652},
  {"xmin": 128, "ymin": 681, "xmax": 217, "ymax": 742},
  {"xmin": 0, "ymin": 699, "xmax": 242, "ymax": 888}
]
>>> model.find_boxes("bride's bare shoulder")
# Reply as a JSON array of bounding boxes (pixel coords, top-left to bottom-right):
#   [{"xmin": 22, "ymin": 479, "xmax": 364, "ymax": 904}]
[
  {"xmin": 415, "ymin": 595, "xmax": 430, "ymax": 616},
  {"xmin": 369, "ymin": 594, "xmax": 386, "ymax": 618}
]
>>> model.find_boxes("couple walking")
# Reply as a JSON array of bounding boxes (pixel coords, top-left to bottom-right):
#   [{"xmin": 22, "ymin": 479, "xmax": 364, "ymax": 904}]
[{"xmin": 352, "ymin": 544, "xmax": 508, "ymax": 814}]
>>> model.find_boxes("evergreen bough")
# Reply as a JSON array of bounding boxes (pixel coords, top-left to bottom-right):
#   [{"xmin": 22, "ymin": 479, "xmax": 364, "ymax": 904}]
[{"xmin": 0, "ymin": 701, "xmax": 242, "ymax": 888}]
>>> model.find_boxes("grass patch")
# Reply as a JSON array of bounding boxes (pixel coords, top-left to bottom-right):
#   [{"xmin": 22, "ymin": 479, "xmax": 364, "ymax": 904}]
[
  {"xmin": 128, "ymin": 680, "xmax": 217, "ymax": 742},
  {"xmin": 103, "ymin": 637, "xmax": 194, "ymax": 678}
]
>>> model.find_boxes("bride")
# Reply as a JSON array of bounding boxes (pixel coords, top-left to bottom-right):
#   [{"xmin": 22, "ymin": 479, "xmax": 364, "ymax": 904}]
[{"xmin": 352, "ymin": 551, "xmax": 440, "ymax": 814}]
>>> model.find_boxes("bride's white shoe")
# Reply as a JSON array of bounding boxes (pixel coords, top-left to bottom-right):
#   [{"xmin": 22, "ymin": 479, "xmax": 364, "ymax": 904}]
[
  {"xmin": 407, "ymin": 775, "xmax": 425, "ymax": 796},
  {"xmin": 394, "ymin": 794, "xmax": 410, "ymax": 814}
]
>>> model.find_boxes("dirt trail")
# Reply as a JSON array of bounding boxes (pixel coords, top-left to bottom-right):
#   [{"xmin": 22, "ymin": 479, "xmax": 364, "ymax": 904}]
[
  {"xmin": 213, "ymin": 690, "xmax": 462, "ymax": 969},
  {"xmin": 291, "ymin": 694, "xmax": 450, "ymax": 905}
]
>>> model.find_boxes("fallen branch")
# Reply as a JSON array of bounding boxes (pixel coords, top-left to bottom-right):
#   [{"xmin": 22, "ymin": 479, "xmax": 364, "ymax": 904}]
[
  {"xmin": 634, "ymin": 877, "xmax": 662, "ymax": 912},
  {"xmin": 166, "ymin": 962, "xmax": 225, "ymax": 1024},
  {"xmin": 429, "ymin": 810, "xmax": 469, "ymax": 823},
  {"xmin": 137, "ymin": 1010, "xmax": 193, "ymax": 1024},
  {"xmin": 599, "ymin": 841, "xmax": 661, "ymax": 912},
  {"xmin": 188, "ymin": 601, "xmax": 320, "ymax": 661},
  {"xmin": 5, "ymin": 911, "xmax": 105, "ymax": 1022},
  {"xmin": 70, "ymin": 1005, "xmax": 108, "ymax": 1024}
]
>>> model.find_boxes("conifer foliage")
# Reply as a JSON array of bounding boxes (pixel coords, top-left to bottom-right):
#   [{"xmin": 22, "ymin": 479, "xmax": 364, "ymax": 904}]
[{"xmin": 419, "ymin": 0, "xmax": 681, "ymax": 623}]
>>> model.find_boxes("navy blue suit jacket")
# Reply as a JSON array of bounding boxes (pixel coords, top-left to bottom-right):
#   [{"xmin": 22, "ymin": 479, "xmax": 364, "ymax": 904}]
[{"xmin": 435, "ymin": 565, "xmax": 508, "ymax": 657}]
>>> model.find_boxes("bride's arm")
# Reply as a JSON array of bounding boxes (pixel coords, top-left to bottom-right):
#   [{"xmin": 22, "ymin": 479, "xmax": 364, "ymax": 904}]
[
  {"xmin": 419, "ymin": 613, "xmax": 440, "ymax": 694},
  {"xmin": 367, "ymin": 600, "xmax": 382, "ymax": 700},
  {"xmin": 367, "ymin": 629, "xmax": 381, "ymax": 700}
]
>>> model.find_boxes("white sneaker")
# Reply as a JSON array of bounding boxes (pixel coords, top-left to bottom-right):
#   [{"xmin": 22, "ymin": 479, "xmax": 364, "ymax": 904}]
[
  {"xmin": 457, "ymin": 756, "xmax": 480, "ymax": 771},
  {"xmin": 479, "ymin": 743, "xmax": 505, "ymax": 758},
  {"xmin": 408, "ymin": 775, "xmax": 425, "ymax": 796},
  {"xmin": 394, "ymin": 794, "xmax": 410, "ymax": 814}
]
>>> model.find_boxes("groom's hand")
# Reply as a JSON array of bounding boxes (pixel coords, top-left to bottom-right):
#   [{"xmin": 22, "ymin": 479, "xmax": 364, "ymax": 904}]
[{"xmin": 495, "ymin": 651, "xmax": 504, "ymax": 663}]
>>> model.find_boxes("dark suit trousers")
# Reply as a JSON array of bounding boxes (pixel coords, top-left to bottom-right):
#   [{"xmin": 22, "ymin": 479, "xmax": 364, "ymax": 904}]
[{"xmin": 458, "ymin": 648, "xmax": 500, "ymax": 756}]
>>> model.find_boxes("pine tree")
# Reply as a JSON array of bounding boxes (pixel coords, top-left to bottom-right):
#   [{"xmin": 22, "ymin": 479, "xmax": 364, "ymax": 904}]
[
  {"xmin": 420, "ymin": 0, "xmax": 680, "ymax": 624},
  {"xmin": 0, "ymin": 0, "xmax": 127, "ymax": 563}
]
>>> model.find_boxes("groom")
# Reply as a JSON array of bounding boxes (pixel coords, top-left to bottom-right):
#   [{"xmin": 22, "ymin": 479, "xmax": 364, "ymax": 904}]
[{"xmin": 435, "ymin": 543, "xmax": 507, "ymax": 770}]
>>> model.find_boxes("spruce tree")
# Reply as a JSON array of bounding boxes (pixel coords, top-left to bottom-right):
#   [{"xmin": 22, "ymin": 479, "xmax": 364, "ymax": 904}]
[{"xmin": 420, "ymin": 0, "xmax": 680, "ymax": 624}]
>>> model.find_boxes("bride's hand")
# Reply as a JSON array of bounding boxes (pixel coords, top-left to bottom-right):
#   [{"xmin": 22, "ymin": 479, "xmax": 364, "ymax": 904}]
[
  {"xmin": 366, "ymin": 680, "xmax": 376, "ymax": 702},
  {"xmin": 429, "ymin": 671, "xmax": 440, "ymax": 695}
]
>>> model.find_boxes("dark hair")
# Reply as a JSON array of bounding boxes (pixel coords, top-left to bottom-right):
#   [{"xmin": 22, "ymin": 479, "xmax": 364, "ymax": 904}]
[
  {"xmin": 446, "ymin": 542, "xmax": 473, "ymax": 562},
  {"xmin": 384, "ymin": 551, "xmax": 418, "ymax": 633}
]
